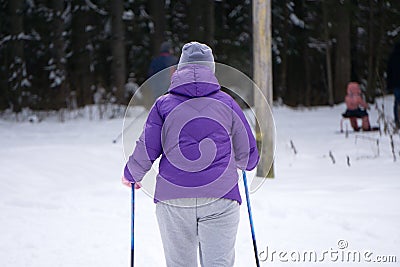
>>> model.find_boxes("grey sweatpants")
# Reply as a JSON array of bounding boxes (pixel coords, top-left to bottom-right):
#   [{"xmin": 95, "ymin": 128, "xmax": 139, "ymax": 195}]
[{"xmin": 156, "ymin": 198, "xmax": 240, "ymax": 267}]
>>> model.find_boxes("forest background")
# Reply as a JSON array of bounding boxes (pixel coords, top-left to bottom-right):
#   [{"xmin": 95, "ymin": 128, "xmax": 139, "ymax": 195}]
[{"xmin": 1, "ymin": 0, "xmax": 399, "ymax": 113}]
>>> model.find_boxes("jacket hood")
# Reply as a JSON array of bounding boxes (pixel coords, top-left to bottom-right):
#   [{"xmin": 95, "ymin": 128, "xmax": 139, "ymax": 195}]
[{"xmin": 168, "ymin": 64, "xmax": 220, "ymax": 97}]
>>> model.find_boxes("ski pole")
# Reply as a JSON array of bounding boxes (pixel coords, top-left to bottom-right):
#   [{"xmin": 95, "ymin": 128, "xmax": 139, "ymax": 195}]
[
  {"xmin": 113, "ymin": 109, "xmax": 147, "ymax": 143},
  {"xmin": 131, "ymin": 185, "xmax": 135, "ymax": 267},
  {"xmin": 242, "ymin": 170, "xmax": 260, "ymax": 267}
]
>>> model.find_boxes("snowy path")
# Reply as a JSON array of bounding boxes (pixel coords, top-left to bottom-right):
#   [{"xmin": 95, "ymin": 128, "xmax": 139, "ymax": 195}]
[{"xmin": 1, "ymin": 99, "xmax": 399, "ymax": 266}]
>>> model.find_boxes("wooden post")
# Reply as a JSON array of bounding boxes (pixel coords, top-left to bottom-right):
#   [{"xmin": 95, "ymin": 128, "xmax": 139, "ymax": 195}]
[{"xmin": 253, "ymin": 0, "xmax": 274, "ymax": 178}]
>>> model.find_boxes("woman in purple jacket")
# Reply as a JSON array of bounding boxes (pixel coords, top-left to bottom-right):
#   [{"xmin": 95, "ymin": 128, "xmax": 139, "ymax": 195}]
[{"xmin": 122, "ymin": 42, "xmax": 259, "ymax": 267}]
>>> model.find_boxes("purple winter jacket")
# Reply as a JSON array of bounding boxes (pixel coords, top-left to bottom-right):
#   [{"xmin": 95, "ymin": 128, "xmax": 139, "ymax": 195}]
[{"xmin": 124, "ymin": 64, "xmax": 259, "ymax": 204}]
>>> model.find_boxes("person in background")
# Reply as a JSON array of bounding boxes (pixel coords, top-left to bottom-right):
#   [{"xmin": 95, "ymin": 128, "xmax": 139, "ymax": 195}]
[
  {"xmin": 122, "ymin": 41, "xmax": 259, "ymax": 266},
  {"xmin": 387, "ymin": 42, "xmax": 400, "ymax": 128},
  {"xmin": 124, "ymin": 73, "xmax": 141, "ymax": 103},
  {"xmin": 343, "ymin": 82, "xmax": 371, "ymax": 131},
  {"xmin": 147, "ymin": 41, "xmax": 178, "ymax": 99}
]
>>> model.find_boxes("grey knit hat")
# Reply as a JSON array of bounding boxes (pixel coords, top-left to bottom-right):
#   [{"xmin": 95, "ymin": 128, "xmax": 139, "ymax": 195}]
[{"xmin": 177, "ymin": 41, "xmax": 215, "ymax": 73}]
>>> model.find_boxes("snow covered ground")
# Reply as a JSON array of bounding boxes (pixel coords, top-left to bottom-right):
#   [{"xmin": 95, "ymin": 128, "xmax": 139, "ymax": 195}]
[{"xmin": 1, "ymin": 96, "xmax": 399, "ymax": 267}]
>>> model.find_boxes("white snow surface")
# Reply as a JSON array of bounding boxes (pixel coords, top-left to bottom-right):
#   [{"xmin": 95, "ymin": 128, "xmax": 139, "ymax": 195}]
[{"xmin": 1, "ymin": 97, "xmax": 399, "ymax": 267}]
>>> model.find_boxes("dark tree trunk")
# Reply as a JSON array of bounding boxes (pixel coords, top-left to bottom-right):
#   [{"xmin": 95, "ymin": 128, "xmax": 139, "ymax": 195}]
[
  {"xmin": 188, "ymin": 0, "xmax": 204, "ymax": 41},
  {"xmin": 70, "ymin": 1, "xmax": 93, "ymax": 106},
  {"xmin": 51, "ymin": 0, "xmax": 68, "ymax": 110},
  {"xmin": 322, "ymin": 0, "xmax": 334, "ymax": 106},
  {"xmin": 279, "ymin": 1, "xmax": 289, "ymax": 101},
  {"xmin": 294, "ymin": 0, "xmax": 305, "ymax": 105},
  {"xmin": 149, "ymin": 0, "xmax": 166, "ymax": 56},
  {"xmin": 375, "ymin": 0, "xmax": 386, "ymax": 92},
  {"xmin": 366, "ymin": 0, "xmax": 376, "ymax": 102},
  {"xmin": 304, "ymin": 46, "xmax": 312, "ymax": 106},
  {"xmin": 204, "ymin": 0, "xmax": 215, "ymax": 47},
  {"xmin": 301, "ymin": 0, "xmax": 312, "ymax": 106},
  {"xmin": 111, "ymin": 0, "xmax": 126, "ymax": 104},
  {"xmin": 334, "ymin": 0, "xmax": 351, "ymax": 103},
  {"xmin": 8, "ymin": 0, "xmax": 25, "ymax": 113}
]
